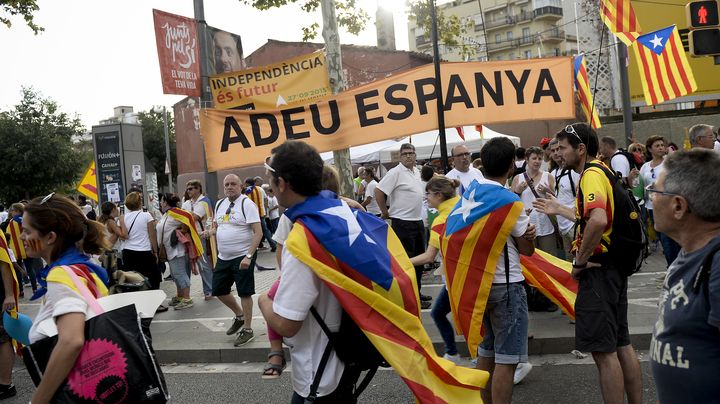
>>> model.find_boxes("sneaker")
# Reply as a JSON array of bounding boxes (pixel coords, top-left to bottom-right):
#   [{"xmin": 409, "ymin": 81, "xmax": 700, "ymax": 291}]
[
  {"xmin": 0, "ymin": 384, "xmax": 16, "ymax": 399},
  {"xmin": 442, "ymin": 353, "xmax": 461, "ymax": 365},
  {"xmin": 257, "ymin": 265, "xmax": 276, "ymax": 271},
  {"xmin": 226, "ymin": 315, "xmax": 245, "ymax": 335},
  {"xmin": 234, "ymin": 328, "xmax": 255, "ymax": 346},
  {"xmin": 204, "ymin": 294, "xmax": 215, "ymax": 301},
  {"xmin": 156, "ymin": 304, "xmax": 169, "ymax": 313},
  {"xmin": 420, "ymin": 293, "xmax": 433, "ymax": 302},
  {"xmin": 513, "ymin": 362, "xmax": 533, "ymax": 385},
  {"xmin": 168, "ymin": 296, "xmax": 181, "ymax": 307},
  {"xmin": 420, "ymin": 300, "xmax": 432, "ymax": 309},
  {"xmin": 174, "ymin": 298, "xmax": 194, "ymax": 310}
]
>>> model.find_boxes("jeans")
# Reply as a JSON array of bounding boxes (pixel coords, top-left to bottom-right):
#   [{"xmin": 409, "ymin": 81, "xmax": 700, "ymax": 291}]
[
  {"xmin": 478, "ymin": 283, "xmax": 529, "ymax": 364},
  {"xmin": 169, "ymin": 255, "xmax": 191, "ymax": 290},
  {"xmin": 431, "ymin": 287, "xmax": 457, "ymax": 355},
  {"xmin": 198, "ymin": 238, "xmax": 213, "ymax": 295},
  {"xmin": 260, "ymin": 217, "xmax": 276, "ymax": 249},
  {"xmin": 648, "ymin": 209, "xmax": 681, "ymax": 266}
]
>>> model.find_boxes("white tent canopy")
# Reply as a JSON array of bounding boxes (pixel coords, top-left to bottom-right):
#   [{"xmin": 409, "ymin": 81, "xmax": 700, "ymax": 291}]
[
  {"xmin": 378, "ymin": 126, "xmax": 521, "ymax": 162},
  {"xmin": 320, "ymin": 139, "xmax": 400, "ymax": 164}
]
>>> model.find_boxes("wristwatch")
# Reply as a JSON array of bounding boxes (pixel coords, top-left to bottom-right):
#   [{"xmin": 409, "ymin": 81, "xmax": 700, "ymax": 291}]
[
  {"xmin": 572, "ymin": 259, "xmax": 587, "ymax": 269},
  {"xmin": 245, "ymin": 253, "xmax": 253, "ymax": 259}
]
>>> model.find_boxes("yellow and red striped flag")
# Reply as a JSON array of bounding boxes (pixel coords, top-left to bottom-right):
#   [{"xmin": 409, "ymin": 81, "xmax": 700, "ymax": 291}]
[
  {"xmin": 521, "ymin": 250, "xmax": 578, "ymax": 319},
  {"xmin": 284, "ymin": 194, "xmax": 487, "ymax": 402},
  {"xmin": 455, "ymin": 127, "xmax": 465, "ymax": 141},
  {"xmin": 574, "ymin": 55, "xmax": 601, "ymax": 129},
  {"xmin": 6, "ymin": 219, "xmax": 26, "ymax": 261},
  {"xmin": 439, "ymin": 181, "xmax": 524, "ymax": 358},
  {"xmin": 198, "ymin": 196, "xmax": 218, "ymax": 268},
  {"xmin": 77, "ymin": 162, "xmax": 98, "ymax": 203},
  {"xmin": 600, "ymin": 0, "xmax": 642, "ymax": 45},
  {"xmin": 632, "ymin": 25, "xmax": 697, "ymax": 106},
  {"xmin": 167, "ymin": 208, "xmax": 205, "ymax": 257},
  {"xmin": 0, "ymin": 232, "xmax": 21, "ymax": 352}
]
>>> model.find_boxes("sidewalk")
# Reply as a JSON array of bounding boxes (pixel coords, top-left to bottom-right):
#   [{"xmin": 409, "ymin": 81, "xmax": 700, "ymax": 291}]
[{"xmin": 17, "ymin": 247, "xmax": 668, "ymax": 364}]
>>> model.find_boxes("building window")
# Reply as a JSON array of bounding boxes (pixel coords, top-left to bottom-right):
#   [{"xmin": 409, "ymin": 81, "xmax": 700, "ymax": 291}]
[
  {"xmin": 555, "ymin": 48, "xmax": 561, "ymax": 56},
  {"xmin": 495, "ymin": 34, "xmax": 501, "ymax": 43},
  {"xmin": 507, "ymin": 31, "xmax": 513, "ymax": 41},
  {"xmin": 522, "ymin": 27, "xmax": 530, "ymax": 38},
  {"xmin": 524, "ymin": 50, "xmax": 532, "ymax": 58}
]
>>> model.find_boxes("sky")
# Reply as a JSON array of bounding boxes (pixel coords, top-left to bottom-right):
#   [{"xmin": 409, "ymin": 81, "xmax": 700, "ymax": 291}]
[{"xmin": 0, "ymin": 0, "xmax": 412, "ymax": 130}]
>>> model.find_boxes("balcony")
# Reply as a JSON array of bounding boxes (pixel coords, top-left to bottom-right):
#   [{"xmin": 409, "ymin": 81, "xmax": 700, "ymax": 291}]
[
  {"xmin": 474, "ymin": 23, "xmax": 484, "ymax": 32},
  {"xmin": 487, "ymin": 39, "xmax": 515, "ymax": 53},
  {"xmin": 416, "ymin": 35, "xmax": 430, "ymax": 46},
  {"xmin": 540, "ymin": 29, "xmax": 565, "ymax": 42},
  {"xmin": 534, "ymin": 6, "xmax": 563, "ymax": 20},
  {"xmin": 485, "ymin": 15, "xmax": 515, "ymax": 30},
  {"xmin": 517, "ymin": 36, "xmax": 534, "ymax": 46},
  {"xmin": 514, "ymin": 11, "xmax": 533, "ymax": 24}
]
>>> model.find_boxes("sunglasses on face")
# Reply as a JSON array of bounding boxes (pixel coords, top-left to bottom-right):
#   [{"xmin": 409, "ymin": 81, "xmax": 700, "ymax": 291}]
[
  {"xmin": 400, "ymin": 152, "xmax": 416, "ymax": 157},
  {"xmin": 225, "ymin": 201, "xmax": 235, "ymax": 215},
  {"xmin": 453, "ymin": 152, "xmax": 471, "ymax": 158}
]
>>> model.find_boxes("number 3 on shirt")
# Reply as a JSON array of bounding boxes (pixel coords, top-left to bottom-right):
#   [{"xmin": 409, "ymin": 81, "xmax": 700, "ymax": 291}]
[{"xmin": 587, "ymin": 193, "xmax": 595, "ymax": 202}]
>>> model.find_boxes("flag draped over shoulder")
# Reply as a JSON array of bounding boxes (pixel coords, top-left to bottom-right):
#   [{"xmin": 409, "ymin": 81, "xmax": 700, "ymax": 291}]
[
  {"xmin": 632, "ymin": 25, "xmax": 697, "ymax": 106},
  {"xmin": 284, "ymin": 193, "xmax": 487, "ymax": 403},
  {"xmin": 574, "ymin": 55, "xmax": 601, "ymax": 130},
  {"xmin": 167, "ymin": 208, "xmax": 204, "ymax": 257},
  {"xmin": 600, "ymin": 0, "xmax": 642, "ymax": 45},
  {"xmin": 521, "ymin": 250, "xmax": 577, "ymax": 319},
  {"xmin": 7, "ymin": 218, "xmax": 26, "ymax": 261},
  {"xmin": 438, "ymin": 180, "xmax": 523, "ymax": 358},
  {"xmin": 0, "ymin": 232, "xmax": 21, "ymax": 352},
  {"xmin": 198, "ymin": 195, "xmax": 217, "ymax": 267},
  {"xmin": 77, "ymin": 162, "xmax": 98, "ymax": 203}
]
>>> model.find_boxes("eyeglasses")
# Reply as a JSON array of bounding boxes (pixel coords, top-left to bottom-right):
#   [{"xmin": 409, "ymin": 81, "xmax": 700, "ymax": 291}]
[
  {"xmin": 650, "ymin": 167, "xmax": 655, "ymax": 179},
  {"xmin": 225, "ymin": 201, "xmax": 235, "ymax": 215},
  {"xmin": 645, "ymin": 184, "xmax": 681, "ymax": 200},
  {"xmin": 564, "ymin": 125, "xmax": 584, "ymax": 145},
  {"xmin": 41, "ymin": 192, "xmax": 55, "ymax": 204},
  {"xmin": 453, "ymin": 152, "xmax": 471, "ymax": 158},
  {"xmin": 400, "ymin": 152, "xmax": 416, "ymax": 157},
  {"xmin": 264, "ymin": 162, "xmax": 276, "ymax": 174},
  {"xmin": 186, "ymin": 187, "xmax": 196, "ymax": 192}
]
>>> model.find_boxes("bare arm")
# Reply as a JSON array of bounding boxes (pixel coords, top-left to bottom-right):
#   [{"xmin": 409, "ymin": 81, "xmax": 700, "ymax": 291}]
[
  {"xmin": 374, "ymin": 188, "xmax": 389, "ymax": 219},
  {"xmin": 574, "ymin": 208, "xmax": 607, "ymax": 265},
  {"xmin": 147, "ymin": 220, "xmax": 159, "ymax": 254},
  {"xmin": 31, "ymin": 312, "xmax": 86, "ymax": 404},
  {"xmin": 258, "ymin": 293, "xmax": 303, "ymax": 337},
  {"xmin": 361, "ymin": 195, "xmax": 372, "ymax": 208},
  {"xmin": 240, "ymin": 222, "xmax": 263, "ymax": 269},
  {"xmin": 533, "ymin": 195, "xmax": 576, "ymax": 221},
  {"xmin": 410, "ymin": 245, "xmax": 439, "ymax": 266},
  {"xmin": 0, "ymin": 262, "xmax": 15, "ymax": 312}
]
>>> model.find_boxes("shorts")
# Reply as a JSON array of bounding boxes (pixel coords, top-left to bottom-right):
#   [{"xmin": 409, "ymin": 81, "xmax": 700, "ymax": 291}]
[
  {"xmin": 169, "ymin": 255, "xmax": 191, "ymax": 290},
  {"xmin": 478, "ymin": 283, "xmax": 529, "ymax": 364},
  {"xmin": 212, "ymin": 254, "xmax": 256, "ymax": 297},
  {"xmin": 575, "ymin": 261, "xmax": 630, "ymax": 353}
]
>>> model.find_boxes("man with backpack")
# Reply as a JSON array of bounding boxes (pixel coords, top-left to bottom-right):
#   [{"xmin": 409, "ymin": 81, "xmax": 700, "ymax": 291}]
[
  {"xmin": 557, "ymin": 123, "xmax": 643, "ymax": 404},
  {"xmin": 647, "ymin": 149, "xmax": 720, "ymax": 403},
  {"xmin": 600, "ymin": 136, "xmax": 640, "ymax": 188}
]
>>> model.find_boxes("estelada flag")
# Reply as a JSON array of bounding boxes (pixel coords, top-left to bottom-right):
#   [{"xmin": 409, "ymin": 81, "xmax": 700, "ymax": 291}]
[
  {"xmin": 521, "ymin": 250, "xmax": 577, "ymax": 319},
  {"xmin": 573, "ymin": 55, "xmax": 601, "ymax": 129},
  {"xmin": 167, "ymin": 208, "xmax": 204, "ymax": 257},
  {"xmin": 198, "ymin": 195, "xmax": 218, "ymax": 267},
  {"xmin": 439, "ymin": 180, "xmax": 523, "ymax": 358},
  {"xmin": 632, "ymin": 25, "xmax": 697, "ymax": 106},
  {"xmin": 7, "ymin": 218, "xmax": 26, "ymax": 261},
  {"xmin": 77, "ymin": 162, "xmax": 98, "ymax": 203},
  {"xmin": 284, "ymin": 192, "xmax": 487, "ymax": 403},
  {"xmin": 0, "ymin": 231, "xmax": 21, "ymax": 352},
  {"xmin": 600, "ymin": 0, "xmax": 642, "ymax": 45}
]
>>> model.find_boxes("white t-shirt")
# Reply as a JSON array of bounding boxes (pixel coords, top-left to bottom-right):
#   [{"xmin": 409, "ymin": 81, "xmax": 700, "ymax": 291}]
[
  {"xmin": 475, "ymin": 179, "xmax": 530, "ymax": 284},
  {"xmin": 29, "ymin": 281, "xmax": 92, "ymax": 344},
  {"xmin": 639, "ymin": 161, "xmax": 664, "ymax": 210},
  {"xmin": 272, "ymin": 214, "xmax": 293, "ymax": 245},
  {"xmin": 215, "ymin": 196, "xmax": 260, "ymax": 260},
  {"xmin": 273, "ymin": 247, "xmax": 344, "ymax": 398},
  {"xmin": 267, "ymin": 196, "xmax": 280, "ymax": 220},
  {"xmin": 182, "ymin": 197, "xmax": 208, "ymax": 233},
  {"xmin": 551, "ymin": 168, "xmax": 581, "ymax": 235},
  {"xmin": 609, "ymin": 152, "xmax": 631, "ymax": 178},
  {"xmin": 156, "ymin": 215, "xmax": 185, "ymax": 260},
  {"xmin": 376, "ymin": 164, "xmax": 424, "ymax": 221},
  {"xmin": 122, "ymin": 210, "xmax": 154, "ymax": 251},
  {"xmin": 446, "ymin": 167, "xmax": 485, "ymax": 195},
  {"xmin": 517, "ymin": 172, "xmax": 555, "ymax": 237},
  {"xmin": 0, "ymin": 212, "xmax": 7, "ymax": 224},
  {"xmin": 715, "ymin": 140, "xmax": 720, "ymax": 153},
  {"xmin": 363, "ymin": 180, "xmax": 382, "ymax": 215}
]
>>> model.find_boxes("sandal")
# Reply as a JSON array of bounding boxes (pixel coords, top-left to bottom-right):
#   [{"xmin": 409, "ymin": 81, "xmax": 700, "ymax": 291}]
[{"xmin": 261, "ymin": 351, "xmax": 286, "ymax": 380}]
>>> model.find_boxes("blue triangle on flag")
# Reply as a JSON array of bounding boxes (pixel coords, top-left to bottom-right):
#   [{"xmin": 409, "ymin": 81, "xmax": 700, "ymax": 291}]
[
  {"xmin": 637, "ymin": 25, "xmax": 676, "ymax": 55},
  {"xmin": 573, "ymin": 55, "xmax": 584, "ymax": 77}
]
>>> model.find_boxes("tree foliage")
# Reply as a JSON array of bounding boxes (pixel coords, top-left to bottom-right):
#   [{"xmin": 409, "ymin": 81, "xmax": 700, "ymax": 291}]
[
  {"xmin": 408, "ymin": 1, "xmax": 475, "ymax": 60},
  {"xmin": 0, "ymin": 88, "xmax": 85, "ymax": 203},
  {"xmin": 1, "ymin": 0, "xmax": 43, "ymax": 34},
  {"xmin": 138, "ymin": 109, "xmax": 177, "ymax": 191},
  {"xmin": 240, "ymin": 0, "xmax": 369, "ymax": 41}
]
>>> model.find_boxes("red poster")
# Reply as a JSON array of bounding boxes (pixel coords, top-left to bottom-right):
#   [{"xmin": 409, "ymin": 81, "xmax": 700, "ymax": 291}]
[{"xmin": 153, "ymin": 9, "xmax": 201, "ymax": 96}]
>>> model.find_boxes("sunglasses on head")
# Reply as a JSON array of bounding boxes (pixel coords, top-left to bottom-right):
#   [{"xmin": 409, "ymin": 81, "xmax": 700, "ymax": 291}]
[{"xmin": 564, "ymin": 125, "xmax": 584, "ymax": 145}]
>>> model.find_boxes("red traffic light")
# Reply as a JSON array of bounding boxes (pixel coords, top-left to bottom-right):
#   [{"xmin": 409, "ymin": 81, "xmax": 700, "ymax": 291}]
[{"xmin": 687, "ymin": 1, "xmax": 720, "ymax": 27}]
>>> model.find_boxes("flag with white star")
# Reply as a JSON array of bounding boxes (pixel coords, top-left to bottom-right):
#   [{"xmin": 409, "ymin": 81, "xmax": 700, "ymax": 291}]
[
  {"xmin": 284, "ymin": 192, "xmax": 489, "ymax": 401},
  {"xmin": 632, "ymin": 25, "xmax": 697, "ymax": 106}
]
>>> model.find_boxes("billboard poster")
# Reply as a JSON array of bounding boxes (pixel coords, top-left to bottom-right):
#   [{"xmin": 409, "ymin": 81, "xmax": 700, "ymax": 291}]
[
  {"xmin": 95, "ymin": 132, "xmax": 124, "ymax": 204},
  {"xmin": 153, "ymin": 9, "xmax": 201, "ymax": 97},
  {"xmin": 209, "ymin": 51, "xmax": 331, "ymax": 110},
  {"xmin": 207, "ymin": 26, "xmax": 245, "ymax": 76}
]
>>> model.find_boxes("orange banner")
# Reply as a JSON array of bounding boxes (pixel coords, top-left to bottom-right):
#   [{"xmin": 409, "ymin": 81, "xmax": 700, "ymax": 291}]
[{"xmin": 200, "ymin": 58, "xmax": 574, "ymax": 171}]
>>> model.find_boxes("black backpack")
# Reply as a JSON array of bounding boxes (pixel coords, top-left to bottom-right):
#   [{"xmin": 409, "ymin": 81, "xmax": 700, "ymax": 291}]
[
  {"xmin": 578, "ymin": 162, "xmax": 649, "ymax": 277},
  {"xmin": 308, "ymin": 306, "xmax": 389, "ymax": 402},
  {"xmin": 613, "ymin": 150, "xmax": 643, "ymax": 172}
]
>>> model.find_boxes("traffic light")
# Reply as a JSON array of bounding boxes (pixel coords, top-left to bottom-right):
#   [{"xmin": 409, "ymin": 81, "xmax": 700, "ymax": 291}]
[{"xmin": 686, "ymin": 0, "xmax": 720, "ymax": 56}]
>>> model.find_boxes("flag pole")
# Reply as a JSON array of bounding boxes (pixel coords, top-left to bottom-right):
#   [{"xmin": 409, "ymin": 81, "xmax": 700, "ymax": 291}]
[
  {"xmin": 590, "ymin": 27, "xmax": 604, "ymax": 119},
  {"xmin": 618, "ymin": 42, "xmax": 633, "ymax": 148},
  {"xmin": 430, "ymin": 0, "xmax": 449, "ymax": 173}
]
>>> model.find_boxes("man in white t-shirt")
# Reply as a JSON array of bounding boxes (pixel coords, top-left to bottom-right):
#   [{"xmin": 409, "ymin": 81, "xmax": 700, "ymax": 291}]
[
  {"xmin": 375, "ymin": 143, "xmax": 432, "ymax": 308},
  {"xmin": 475, "ymin": 137, "xmax": 536, "ymax": 404},
  {"xmin": 182, "ymin": 180, "xmax": 214, "ymax": 299},
  {"xmin": 361, "ymin": 167, "xmax": 382, "ymax": 216},
  {"xmin": 258, "ymin": 141, "xmax": 349, "ymax": 401},
  {"xmin": 689, "ymin": 124, "xmax": 716, "ymax": 150},
  {"xmin": 549, "ymin": 139, "xmax": 580, "ymax": 259},
  {"xmin": 266, "ymin": 188, "xmax": 280, "ymax": 233},
  {"xmin": 209, "ymin": 174, "xmax": 262, "ymax": 347},
  {"xmin": 599, "ymin": 137, "xmax": 639, "ymax": 188},
  {"xmin": 446, "ymin": 144, "xmax": 484, "ymax": 195}
]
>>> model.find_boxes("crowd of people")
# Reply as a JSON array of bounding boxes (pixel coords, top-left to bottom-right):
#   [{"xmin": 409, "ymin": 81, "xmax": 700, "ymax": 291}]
[{"xmin": 0, "ymin": 122, "xmax": 718, "ymax": 403}]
